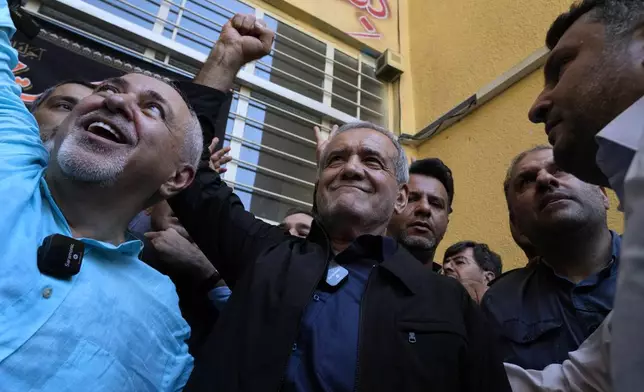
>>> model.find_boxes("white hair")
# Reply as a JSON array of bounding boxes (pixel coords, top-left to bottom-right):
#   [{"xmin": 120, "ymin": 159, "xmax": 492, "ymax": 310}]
[{"xmin": 318, "ymin": 121, "xmax": 409, "ymax": 184}]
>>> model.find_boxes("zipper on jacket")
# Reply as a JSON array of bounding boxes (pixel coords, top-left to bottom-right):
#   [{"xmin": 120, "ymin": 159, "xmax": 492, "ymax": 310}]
[{"xmin": 354, "ymin": 266, "xmax": 375, "ymax": 392}]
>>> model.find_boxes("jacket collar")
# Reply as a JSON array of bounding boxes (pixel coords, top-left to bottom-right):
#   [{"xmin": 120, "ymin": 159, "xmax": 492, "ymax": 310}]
[
  {"xmin": 380, "ymin": 246, "xmax": 427, "ymax": 295},
  {"xmin": 308, "ymin": 220, "xmax": 426, "ymax": 295}
]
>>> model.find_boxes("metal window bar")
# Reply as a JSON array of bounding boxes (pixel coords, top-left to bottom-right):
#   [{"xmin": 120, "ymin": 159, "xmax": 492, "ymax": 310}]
[
  {"xmin": 229, "ymin": 111, "xmax": 317, "ymax": 147},
  {"xmin": 357, "ymin": 59, "xmax": 362, "ymax": 119},
  {"xmin": 263, "ymin": 47, "xmax": 382, "ymax": 101},
  {"xmin": 106, "ymin": 0, "xmax": 384, "ymax": 104},
  {"xmin": 232, "ymin": 90, "xmax": 336, "ymax": 133},
  {"xmin": 30, "ymin": 7, "xmax": 350, "ymax": 135},
  {"xmin": 254, "ymin": 60, "xmax": 383, "ymax": 117},
  {"xmin": 225, "ymin": 179, "xmax": 313, "ymax": 208},
  {"xmin": 169, "ymin": 0, "xmax": 188, "ymax": 41},
  {"xmin": 99, "ymin": 0, "xmax": 158, "ymax": 23},
  {"xmin": 232, "ymin": 157, "xmax": 315, "ymax": 188},
  {"xmin": 126, "ymin": 0, "xmax": 384, "ymax": 85},
  {"xmin": 36, "ymin": 3, "xmax": 371, "ymax": 132},
  {"xmin": 166, "ymin": 0, "xmax": 383, "ymax": 84},
  {"xmin": 224, "ymin": 131, "xmax": 317, "ymax": 168},
  {"xmin": 154, "ymin": 0, "xmax": 383, "ymax": 101}
]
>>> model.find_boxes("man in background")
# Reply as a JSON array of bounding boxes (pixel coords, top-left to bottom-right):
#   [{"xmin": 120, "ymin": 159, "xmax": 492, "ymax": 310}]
[
  {"xmin": 482, "ymin": 145, "xmax": 620, "ymax": 371},
  {"xmin": 443, "ymin": 241, "xmax": 502, "ymax": 303},
  {"xmin": 387, "ymin": 158, "xmax": 453, "ymax": 271},
  {"xmin": 30, "ymin": 80, "xmax": 94, "ymax": 150},
  {"xmin": 279, "ymin": 207, "xmax": 313, "ymax": 238}
]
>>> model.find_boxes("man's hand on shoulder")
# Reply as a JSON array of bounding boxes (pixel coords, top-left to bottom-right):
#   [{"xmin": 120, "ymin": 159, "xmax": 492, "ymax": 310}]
[{"xmin": 194, "ymin": 13, "xmax": 275, "ymax": 91}]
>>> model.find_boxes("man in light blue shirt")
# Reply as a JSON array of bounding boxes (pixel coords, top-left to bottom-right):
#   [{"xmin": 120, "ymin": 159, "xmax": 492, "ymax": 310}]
[{"xmin": 0, "ymin": 0, "xmax": 207, "ymax": 388}]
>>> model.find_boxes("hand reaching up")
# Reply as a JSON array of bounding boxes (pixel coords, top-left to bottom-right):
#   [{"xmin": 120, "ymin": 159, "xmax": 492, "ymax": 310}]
[
  {"xmin": 208, "ymin": 137, "xmax": 232, "ymax": 174},
  {"xmin": 314, "ymin": 124, "xmax": 339, "ymax": 165}
]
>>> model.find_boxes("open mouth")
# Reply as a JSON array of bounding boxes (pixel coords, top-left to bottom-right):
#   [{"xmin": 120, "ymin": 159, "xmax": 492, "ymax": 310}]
[{"xmin": 86, "ymin": 121, "xmax": 126, "ymax": 144}]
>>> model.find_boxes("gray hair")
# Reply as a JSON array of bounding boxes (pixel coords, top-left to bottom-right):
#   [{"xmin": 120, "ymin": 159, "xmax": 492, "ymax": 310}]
[
  {"xmin": 318, "ymin": 121, "xmax": 409, "ymax": 184},
  {"xmin": 503, "ymin": 145, "xmax": 553, "ymax": 207},
  {"xmin": 181, "ymin": 111, "xmax": 203, "ymax": 169}
]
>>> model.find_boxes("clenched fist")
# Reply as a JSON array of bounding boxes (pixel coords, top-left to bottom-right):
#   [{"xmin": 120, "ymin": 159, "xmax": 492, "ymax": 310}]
[
  {"xmin": 194, "ymin": 13, "xmax": 275, "ymax": 91},
  {"xmin": 219, "ymin": 14, "xmax": 274, "ymax": 70}
]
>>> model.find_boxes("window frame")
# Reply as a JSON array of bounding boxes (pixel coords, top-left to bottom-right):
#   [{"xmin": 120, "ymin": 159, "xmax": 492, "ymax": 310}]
[{"xmin": 24, "ymin": 0, "xmax": 389, "ymax": 222}]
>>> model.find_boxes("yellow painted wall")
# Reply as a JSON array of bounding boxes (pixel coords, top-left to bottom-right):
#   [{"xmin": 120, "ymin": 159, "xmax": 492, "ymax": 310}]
[
  {"xmin": 407, "ymin": 0, "xmax": 623, "ymax": 270},
  {"xmin": 260, "ymin": 0, "xmax": 400, "ymax": 54},
  {"xmin": 408, "ymin": 0, "xmax": 572, "ymax": 127},
  {"xmin": 416, "ymin": 70, "xmax": 624, "ymax": 271}
]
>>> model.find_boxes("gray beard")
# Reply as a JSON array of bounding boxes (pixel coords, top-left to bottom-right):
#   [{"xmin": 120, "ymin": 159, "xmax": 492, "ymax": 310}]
[{"xmin": 56, "ymin": 133, "xmax": 127, "ymax": 186}]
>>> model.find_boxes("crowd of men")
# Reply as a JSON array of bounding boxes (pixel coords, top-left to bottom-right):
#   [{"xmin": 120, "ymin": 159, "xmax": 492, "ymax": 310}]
[{"xmin": 0, "ymin": 0, "xmax": 643, "ymax": 390}]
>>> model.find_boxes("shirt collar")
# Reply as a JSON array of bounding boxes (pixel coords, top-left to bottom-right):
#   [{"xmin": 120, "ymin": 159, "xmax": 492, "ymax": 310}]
[
  {"xmin": 335, "ymin": 235, "xmax": 398, "ymax": 264},
  {"xmin": 596, "ymin": 95, "xmax": 644, "ymax": 206},
  {"xmin": 537, "ymin": 230, "xmax": 621, "ymax": 283},
  {"xmin": 308, "ymin": 220, "xmax": 398, "ymax": 263},
  {"xmin": 308, "ymin": 220, "xmax": 424, "ymax": 294},
  {"xmin": 41, "ymin": 178, "xmax": 143, "ymax": 257}
]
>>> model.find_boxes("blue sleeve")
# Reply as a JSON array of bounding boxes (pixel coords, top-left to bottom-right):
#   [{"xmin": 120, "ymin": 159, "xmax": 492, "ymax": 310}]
[
  {"xmin": 0, "ymin": 0, "xmax": 47, "ymax": 181},
  {"xmin": 207, "ymin": 285, "xmax": 232, "ymax": 312}
]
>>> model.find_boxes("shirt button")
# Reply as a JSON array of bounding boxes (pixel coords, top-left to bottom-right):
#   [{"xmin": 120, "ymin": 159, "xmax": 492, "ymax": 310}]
[
  {"xmin": 313, "ymin": 294, "xmax": 320, "ymax": 302},
  {"xmin": 42, "ymin": 287, "xmax": 53, "ymax": 299}
]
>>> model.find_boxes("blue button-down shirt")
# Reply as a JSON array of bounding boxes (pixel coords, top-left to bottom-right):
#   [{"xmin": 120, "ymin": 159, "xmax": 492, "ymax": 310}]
[
  {"xmin": 481, "ymin": 231, "xmax": 621, "ymax": 370},
  {"xmin": 0, "ymin": 4, "xmax": 192, "ymax": 390},
  {"xmin": 283, "ymin": 236, "xmax": 397, "ymax": 392}
]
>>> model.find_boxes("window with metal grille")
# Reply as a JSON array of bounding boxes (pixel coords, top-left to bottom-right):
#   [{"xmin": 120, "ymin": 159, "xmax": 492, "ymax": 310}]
[{"xmin": 28, "ymin": 0, "xmax": 388, "ymax": 223}]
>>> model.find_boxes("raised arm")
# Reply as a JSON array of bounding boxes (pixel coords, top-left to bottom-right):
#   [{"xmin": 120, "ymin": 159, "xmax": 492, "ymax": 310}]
[
  {"xmin": 169, "ymin": 13, "xmax": 286, "ymax": 288},
  {"xmin": 169, "ymin": 167, "xmax": 287, "ymax": 288},
  {"xmin": 0, "ymin": 0, "xmax": 47, "ymax": 180}
]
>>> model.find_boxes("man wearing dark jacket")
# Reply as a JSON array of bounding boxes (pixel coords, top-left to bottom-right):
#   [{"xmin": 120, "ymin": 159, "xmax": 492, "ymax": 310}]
[
  {"xmin": 387, "ymin": 157, "xmax": 453, "ymax": 272},
  {"xmin": 172, "ymin": 91, "xmax": 510, "ymax": 391}
]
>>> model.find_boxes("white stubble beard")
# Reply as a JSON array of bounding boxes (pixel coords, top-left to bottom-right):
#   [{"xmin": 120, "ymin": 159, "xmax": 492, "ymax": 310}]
[{"xmin": 56, "ymin": 130, "xmax": 128, "ymax": 186}]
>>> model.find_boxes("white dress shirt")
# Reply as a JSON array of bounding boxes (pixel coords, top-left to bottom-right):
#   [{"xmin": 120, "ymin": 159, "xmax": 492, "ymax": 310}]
[{"xmin": 597, "ymin": 96, "xmax": 644, "ymax": 392}]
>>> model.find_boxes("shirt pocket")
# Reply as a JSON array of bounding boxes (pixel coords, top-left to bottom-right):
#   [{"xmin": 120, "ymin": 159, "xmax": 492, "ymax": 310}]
[
  {"xmin": 500, "ymin": 319, "xmax": 562, "ymax": 344},
  {"xmin": 397, "ymin": 320, "xmax": 467, "ymax": 385},
  {"xmin": 499, "ymin": 318, "xmax": 563, "ymax": 368},
  {"xmin": 40, "ymin": 339, "xmax": 137, "ymax": 392}
]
